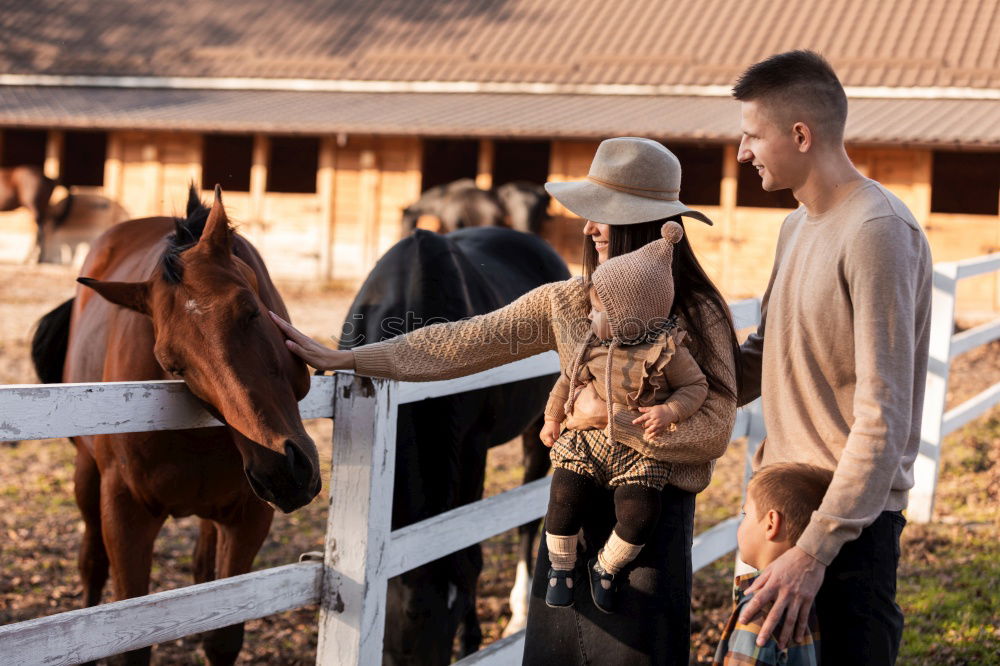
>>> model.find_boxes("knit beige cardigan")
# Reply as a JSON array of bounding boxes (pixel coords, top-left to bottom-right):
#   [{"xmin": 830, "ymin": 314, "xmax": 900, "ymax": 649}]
[{"xmin": 352, "ymin": 276, "xmax": 737, "ymax": 493}]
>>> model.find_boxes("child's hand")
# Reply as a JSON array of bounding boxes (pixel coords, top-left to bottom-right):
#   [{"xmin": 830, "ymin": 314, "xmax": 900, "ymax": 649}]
[
  {"xmin": 540, "ymin": 420, "xmax": 562, "ymax": 448},
  {"xmin": 632, "ymin": 404, "xmax": 678, "ymax": 439}
]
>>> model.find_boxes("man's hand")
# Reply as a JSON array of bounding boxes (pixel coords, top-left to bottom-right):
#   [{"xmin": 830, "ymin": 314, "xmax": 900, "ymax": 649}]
[
  {"xmin": 740, "ymin": 546, "xmax": 826, "ymax": 649},
  {"xmin": 632, "ymin": 404, "xmax": 678, "ymax": 438},
  {"xmin": 540, "ymin": 420, "xmax": 562, "ymax": 448}
]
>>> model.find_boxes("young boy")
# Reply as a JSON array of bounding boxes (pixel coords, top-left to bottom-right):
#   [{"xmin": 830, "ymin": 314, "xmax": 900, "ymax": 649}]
[{"xmin": 714, "ymin": 463, "xmax": 833, "ymax": 665}]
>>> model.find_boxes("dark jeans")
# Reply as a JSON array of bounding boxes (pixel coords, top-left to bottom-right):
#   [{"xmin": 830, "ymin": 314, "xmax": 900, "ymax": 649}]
[
  {"xmin": 522, "ymin": 484, "xmax": 696, "ymax": 665},
  {"xmin": 815, "ymin": 510, "xmax": 906, "ymax": 665}
]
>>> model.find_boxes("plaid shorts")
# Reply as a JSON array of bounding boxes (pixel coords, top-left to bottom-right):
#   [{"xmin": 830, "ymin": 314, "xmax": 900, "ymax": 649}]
[{"xmin": 550, "ymin": 428, "xmax": 670, "ymax": 490}]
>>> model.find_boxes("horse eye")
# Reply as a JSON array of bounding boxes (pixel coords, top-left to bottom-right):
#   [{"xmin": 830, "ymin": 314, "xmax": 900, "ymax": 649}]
[{"xmin": 170, "ymin": 367, "xmax": 185, "ymax": 377}]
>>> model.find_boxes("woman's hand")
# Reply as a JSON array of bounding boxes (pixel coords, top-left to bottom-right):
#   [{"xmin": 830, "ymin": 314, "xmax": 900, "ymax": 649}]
[
  {"xmin": 632, "ymin": 404, "xmax": 679, "ymax": 439},
  {"xmin": 540, "ymin": 420, "xmax": 562, "ymax": 448},
  {"xmin": 269, "ymin": 311, "xmax": 355, "ymax": 372}
]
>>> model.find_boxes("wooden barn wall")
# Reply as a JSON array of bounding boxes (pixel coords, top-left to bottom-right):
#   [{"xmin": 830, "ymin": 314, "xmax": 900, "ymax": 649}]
[{"xmin": 1, "ymin": 128, "xmax": 997, "ymax": 316}]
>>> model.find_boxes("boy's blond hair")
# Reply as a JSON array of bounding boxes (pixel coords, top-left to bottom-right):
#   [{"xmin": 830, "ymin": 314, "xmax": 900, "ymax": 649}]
[{"xmin": 747, "ymin": 463, "xmax": 834, "ymax": 544}]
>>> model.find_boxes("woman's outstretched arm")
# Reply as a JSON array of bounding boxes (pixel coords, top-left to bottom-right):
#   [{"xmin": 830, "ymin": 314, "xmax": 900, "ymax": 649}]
[{"xmin": 272, "ymin": 279, "xmax": 579, "ymax": 381}]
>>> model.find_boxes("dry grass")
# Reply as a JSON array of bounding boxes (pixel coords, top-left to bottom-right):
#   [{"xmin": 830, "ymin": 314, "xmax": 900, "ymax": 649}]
[{"xmin": 1, "ymin": 264, "xmax": 998, "ymax": 664}]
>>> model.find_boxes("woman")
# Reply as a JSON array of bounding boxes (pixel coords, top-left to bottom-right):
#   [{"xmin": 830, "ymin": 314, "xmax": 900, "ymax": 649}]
[{"xmin": 272, "ymin": 137, "xmax": 739, "ymax": 664}]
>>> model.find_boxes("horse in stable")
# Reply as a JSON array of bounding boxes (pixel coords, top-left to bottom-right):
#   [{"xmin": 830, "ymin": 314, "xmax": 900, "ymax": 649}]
[
  {"xmin": 0, "ymin": 165, "xmax": 59, "ymax": 262},
  {"xmin": 32, "ymin": 186, "xmax": 321, "ymax": 665},
  {"xmin": 402, "ymin": 178, "xmax": 550, "ymax": 235}
]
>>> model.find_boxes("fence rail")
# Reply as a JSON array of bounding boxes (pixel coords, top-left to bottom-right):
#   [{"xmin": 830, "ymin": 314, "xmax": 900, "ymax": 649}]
[
  {"xmin": 2, "ymin": 263, "xmax": 996, "ymax": 664},
  {"xmin": 910, "ymin": 252, "xmax": 1000, "ymax": 523}
]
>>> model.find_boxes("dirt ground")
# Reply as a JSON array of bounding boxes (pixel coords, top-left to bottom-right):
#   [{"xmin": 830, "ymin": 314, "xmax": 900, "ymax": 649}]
[{"xmin": 1, "ymin": 263, "xmax": 998, "ymax": 664}]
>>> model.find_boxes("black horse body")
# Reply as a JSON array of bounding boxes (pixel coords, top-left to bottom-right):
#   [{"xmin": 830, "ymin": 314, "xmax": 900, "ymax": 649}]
[{"xmin": 340, "ymin": 227, "xmax": 568, "ymax": 664}]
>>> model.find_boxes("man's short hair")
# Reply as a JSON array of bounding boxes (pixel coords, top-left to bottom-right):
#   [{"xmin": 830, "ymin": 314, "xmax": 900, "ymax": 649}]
[
  {"xmin": 747, "ymin": 462, "xmax": 834, "ymax": 544},
  {"xmin": 732, "ymin": 50, "xmax": 848, "ymax": 143}
]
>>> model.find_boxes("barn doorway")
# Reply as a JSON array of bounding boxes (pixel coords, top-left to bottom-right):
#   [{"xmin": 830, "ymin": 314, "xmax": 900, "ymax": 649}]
[
  {"xmin": 421, "ymin": 139, "xmax": 478, "ymax": 191},
  {"xmin": 0, "ymin": 129, "xmax": 47, "ymax": 168},
  {"xmin": 492, "ymin": 140, "xmax": 550, "ymax": 187}
]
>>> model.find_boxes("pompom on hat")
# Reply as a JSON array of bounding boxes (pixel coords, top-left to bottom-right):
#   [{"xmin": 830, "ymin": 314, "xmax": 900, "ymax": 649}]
[{"xmin": 545, "ymin": 137, "xmax": 713, "ymax": 227}]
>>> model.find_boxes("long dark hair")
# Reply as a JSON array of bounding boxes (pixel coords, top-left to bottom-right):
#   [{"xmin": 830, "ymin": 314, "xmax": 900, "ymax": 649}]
[{"xmin": 582, "ymin": 216, "xmax": 740, "ymax": 400}]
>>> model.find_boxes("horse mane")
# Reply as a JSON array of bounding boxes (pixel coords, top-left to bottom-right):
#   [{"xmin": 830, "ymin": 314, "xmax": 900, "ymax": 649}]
[{"xmin": 160, "ymin": 186, "xmax": 219, "ymax": 284}]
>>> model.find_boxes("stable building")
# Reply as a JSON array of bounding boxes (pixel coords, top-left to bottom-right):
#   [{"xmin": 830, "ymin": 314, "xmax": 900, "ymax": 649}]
[{"xmin": 1, "ymin": 0, "xmax": 998, "ymax": 312}]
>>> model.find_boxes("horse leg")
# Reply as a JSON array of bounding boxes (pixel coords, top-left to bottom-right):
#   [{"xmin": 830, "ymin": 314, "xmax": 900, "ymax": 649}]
[
  {"xmin": 503, "ymin": 417, "xmax": 551, "ymax": 638},
  {"xmin": 201, "ymin": 500, "xmax": 273, "ymax": 666},
  {"xmin": 100, "ymin": 471, "xmax": 165, "ymax": 666},
  {"xmin": 74, "ymin": 446, "xmax": 109, "ymax": 607},
  {"xmin": 73, "ymin": 445, "xmax": 109, "ymax": 666},
  {"xmin": 193, "ymin": 518, "xmax": 218, "ymax": 584}
]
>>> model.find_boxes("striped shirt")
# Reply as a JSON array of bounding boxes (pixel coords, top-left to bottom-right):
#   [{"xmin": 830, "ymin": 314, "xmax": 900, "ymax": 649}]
[{"xmin": 713, "ymin": 572, "xmax": 820, "ymax": 665}]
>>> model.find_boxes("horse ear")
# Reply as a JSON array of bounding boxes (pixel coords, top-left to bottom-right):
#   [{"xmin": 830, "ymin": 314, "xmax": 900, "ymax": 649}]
[
  {"xmin": 77, "ymin": 277, "xmax": 151, "ymax": 316},
  {"xmin": 198, "ymin": 184, "xmax": 232, "ymax": 255}
]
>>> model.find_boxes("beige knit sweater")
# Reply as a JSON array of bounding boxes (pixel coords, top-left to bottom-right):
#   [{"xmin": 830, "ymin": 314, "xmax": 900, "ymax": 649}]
[
  {"xmin": 353, "ymin": 277, "xmax": 737, "ymax": 493},
  {"xmin": 739, "ymin": 180, "xmax": 932, "ymax": 565}
]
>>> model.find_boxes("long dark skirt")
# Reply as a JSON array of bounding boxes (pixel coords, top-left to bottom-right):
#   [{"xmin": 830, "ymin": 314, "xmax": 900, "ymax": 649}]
[{"xmin": 522, "ymin": 484, "xmax": 696, "ymax": 665}]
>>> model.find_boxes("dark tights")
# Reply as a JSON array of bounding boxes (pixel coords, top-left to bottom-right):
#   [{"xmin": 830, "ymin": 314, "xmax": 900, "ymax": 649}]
[{"xmin": 546, "ymin": 467, "xmax": 662, "ymax": 544}]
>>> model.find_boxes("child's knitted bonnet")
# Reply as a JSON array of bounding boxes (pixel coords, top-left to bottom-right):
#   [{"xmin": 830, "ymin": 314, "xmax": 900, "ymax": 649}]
[
  {"xmin": 564, "ymin": 220, "xmax": 685, "ymax": 441},
  {"xmin": 591, "ymin": 220, "xmax": 683, "ymax": 338}
]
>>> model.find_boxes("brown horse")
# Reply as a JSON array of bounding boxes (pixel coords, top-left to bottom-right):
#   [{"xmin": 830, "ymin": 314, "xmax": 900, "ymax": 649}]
[
  {"xmin": 31, "ymin": 186, "xmax": 320, "ymax": 665},
  {"xmin": 0, "ymin": 165, "xmax": 58, "ymax": 262}
]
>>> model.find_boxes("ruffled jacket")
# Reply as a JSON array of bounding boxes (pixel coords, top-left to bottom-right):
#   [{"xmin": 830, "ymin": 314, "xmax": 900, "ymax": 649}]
[{"xmin": 544, "ymin": 327, "xmax": 709, "ymax": 460}]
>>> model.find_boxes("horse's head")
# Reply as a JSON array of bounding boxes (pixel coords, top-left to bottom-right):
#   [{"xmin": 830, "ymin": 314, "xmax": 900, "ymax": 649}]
[{"xmin": 77, "ymin": 187, "xmax": 320, "ymax": 513}]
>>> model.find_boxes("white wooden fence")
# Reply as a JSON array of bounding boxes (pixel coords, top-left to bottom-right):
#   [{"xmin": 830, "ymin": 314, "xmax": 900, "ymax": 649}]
[
  {"xmin": 910, "ymin": 253, "xmax": 1000, "ymax": 522},
  {"xmin": 1, "ymin": 258, "xmax": 995, "ymax": 664}
]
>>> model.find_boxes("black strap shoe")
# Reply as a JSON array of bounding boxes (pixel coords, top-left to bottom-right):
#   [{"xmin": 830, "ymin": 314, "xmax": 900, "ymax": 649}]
[
  {"xmin": 545, "ymin": 568, "xmax": 575, "ymax": 608},
  {"xmin": 588, "ymin": 556, "xmax": 616, "ymax": 613}
]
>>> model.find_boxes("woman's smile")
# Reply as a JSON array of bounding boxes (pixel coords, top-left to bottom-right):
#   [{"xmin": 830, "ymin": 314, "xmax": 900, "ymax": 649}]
[{"xmin": 583, "ymin": 220, "xmax": 611, "ymax": 263}]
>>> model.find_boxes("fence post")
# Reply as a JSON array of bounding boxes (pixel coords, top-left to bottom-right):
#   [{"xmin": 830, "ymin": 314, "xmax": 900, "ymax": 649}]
[
  {"xmin": 317, "ymin": 374, "xmax": 398, "ymax": 665},
  {"xmin": 733, "ymin": 398, "xmax": 766, "ymax": 577},
  {"xmin": 911, "ymin": 263, "xmax": 957, "ymax": 523}
]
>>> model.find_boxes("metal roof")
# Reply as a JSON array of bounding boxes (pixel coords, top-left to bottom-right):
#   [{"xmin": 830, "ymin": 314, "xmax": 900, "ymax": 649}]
[
  {"xmin": 1, "ymin": 86, "xmax": 998, "ymax": 147},
  {"xmin": 1, "ymin": 0, "xmax": 997, "ymax": 89},
  {"xmin": 0, "ymin": 0, "xmax": 997, "ymax": 145}
]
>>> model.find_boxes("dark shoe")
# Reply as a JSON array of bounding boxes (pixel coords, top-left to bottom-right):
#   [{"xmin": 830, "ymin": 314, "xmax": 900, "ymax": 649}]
[
  {"xmin": 588, "ymin": 556, "xmax": 616, "ymax": 613},
  {"xmin": 545, "ymin": 568, "xmax": 575, "ymax": 608}
]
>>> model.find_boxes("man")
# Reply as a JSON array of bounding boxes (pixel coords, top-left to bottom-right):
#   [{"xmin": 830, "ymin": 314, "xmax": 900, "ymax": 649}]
[{"xmin": 734, "ymin": 50, "xmax": 932, "ymax": 664}]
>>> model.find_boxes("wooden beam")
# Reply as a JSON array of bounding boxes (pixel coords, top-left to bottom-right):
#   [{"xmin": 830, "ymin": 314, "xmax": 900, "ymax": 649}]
[
  {"xmin": 0, "ymin": 375, "xmax": 337, "ymax": 442},
  {"xmin": 0, "ymin": 562, "xmax": 321, "ymax": 666},
  {"xmin": 386, "ymin": 477, "xmax": 551, "ymax": 577},
  {"xmin": 250, "ymin": 134, "xmax": 269, "ymax": 239},
  {"xmin": 691, "ymin": 516, "xmax": 740, "ymax": 571},
  {"xmin": 103, "ymin": 133, "xmax": 123, "ymax": 201},
  {"xmin": 318, "ymin": 136, "xmax": 337, "ymax": 281},
  {"xmin": 44, "ymin": 130, "xmax": 63, "ymax": 181},
  {"xmin": 359, "ymin": 147, "xmax": 380, "ymax": 268},
  {"xmin": 476, "ymin": 139, "xmax": 494, "ymax": 190},
  {"xmin": 317, "ymin": 374, "xmax": 398, "ymax": 666},
  {"xmin": 720, "ymin": 144, "xmax": 738, "ymax": 295}
]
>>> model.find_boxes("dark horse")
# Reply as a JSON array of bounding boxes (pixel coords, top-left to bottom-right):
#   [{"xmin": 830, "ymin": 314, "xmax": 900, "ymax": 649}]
[
  {"xmin": 31, "ymin": 186, "xmax": 321, "ymax": 665},
  {"xmin": 340, "ymin": 227, "xmax": 567, "ymax": 664},
  {"xmin": 0, "ymin": 165, "xmax": 59, "ymax": 262}
]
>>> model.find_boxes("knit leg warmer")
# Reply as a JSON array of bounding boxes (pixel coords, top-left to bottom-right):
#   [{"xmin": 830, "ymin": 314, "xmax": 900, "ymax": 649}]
[
  {"xmin": 546, "ymin": 533, "xmax": 579, "ymax": 572},
  {"xmin": 597, "ymin": 530, "xmax": 643, "ymax": 575}
]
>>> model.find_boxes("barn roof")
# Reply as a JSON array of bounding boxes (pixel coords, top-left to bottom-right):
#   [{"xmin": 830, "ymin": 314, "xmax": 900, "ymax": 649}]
[
  {"xmin": 1, "ymin": 0, "xmax": 997, "ymax": 146},
  {"xmin": 2, "ymin": 86, "xmax": 998, "ymax": 148}
]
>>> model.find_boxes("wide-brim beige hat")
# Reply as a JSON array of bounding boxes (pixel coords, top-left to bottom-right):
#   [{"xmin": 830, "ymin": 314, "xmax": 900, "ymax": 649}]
[{"xmin": 545, "ymin": 137, "xmax": 713, "ymax": 226}]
